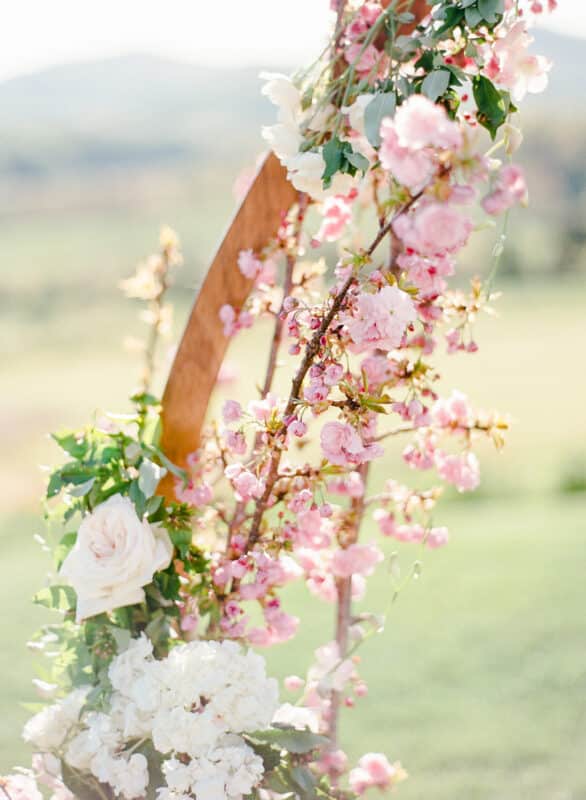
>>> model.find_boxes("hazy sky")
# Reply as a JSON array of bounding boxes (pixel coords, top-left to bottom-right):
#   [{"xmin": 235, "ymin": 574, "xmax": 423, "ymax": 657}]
[{"xmin": 1, "ymin": 0, "xmax": 584, "ymax": 83}]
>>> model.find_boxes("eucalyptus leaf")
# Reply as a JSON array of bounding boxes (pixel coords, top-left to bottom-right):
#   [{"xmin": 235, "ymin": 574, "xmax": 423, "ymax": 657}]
[
  {"xmin": 69, "ymin": 477, "xmax": 96, "ymax": 498},
  {"xmin": 364, "ymin": 92, "xmax": 396, "ymax": 147},
  {"xmin": 138, "ymin": 458, "xmax": 166, "ymax": 499},
  {"xmin": 465, "ymin": 6, "xmax": 483, "ymax": 26},
  {"xmin": 478, "ymin": 0, "xmax": 505, "ymax": 22},
  {"xmin": 321, "ymin": 137, "xmax": 344, "ymax": 188},
  {"xmin": 248, "ymin": 726, "xmax": 328, "ymax": 754},
  {"xmin": 421, "ymin": 69, "xmax": 450, "ymax": 101}
]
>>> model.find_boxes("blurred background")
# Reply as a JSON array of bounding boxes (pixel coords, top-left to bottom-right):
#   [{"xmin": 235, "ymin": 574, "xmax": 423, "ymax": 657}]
[{"xmin": 1, "ymin": 2, "xmax": 585, "ymax": 798}]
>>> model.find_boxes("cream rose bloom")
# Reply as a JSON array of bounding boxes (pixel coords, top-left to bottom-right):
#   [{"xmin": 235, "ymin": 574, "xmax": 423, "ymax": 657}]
[{"xmin": 60, "ymin": 494, "xmax": 173, "ymax": 622}]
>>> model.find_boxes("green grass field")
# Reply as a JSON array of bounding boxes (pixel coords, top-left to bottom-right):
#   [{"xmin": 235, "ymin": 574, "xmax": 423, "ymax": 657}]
[
  {"xmin": 2, "ymin": 204, "xmax": 585, "ymax": 797},
  {"xmin": 2, "ymin": 497, "xmax": 585, "ymax": 798}
]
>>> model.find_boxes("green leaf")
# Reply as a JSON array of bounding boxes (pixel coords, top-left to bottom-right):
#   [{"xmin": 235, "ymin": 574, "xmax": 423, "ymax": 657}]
[
  {"xmin": 461, "ymin": 0, "xmax": 478, "ymax": 7},
  {"xmin": 478, "ymin": 0, "xmax": 504, "ymax": 23},
  {"xmin": 54, "ymin": 531, "xmax": 77, "ymax": 569},
  {"xmin": 52, "ymin": 430, "xmax": 89, "ymax": 459},
  {"xmin": 248, "ymin": 727, "xmax": 329, "ymax": 754},
  {"xmin": 131, "ymin": 392, "xmax": 161, "ymax": 408},
  {"xmin": 138, "ymin": 458, "xmax": 166, "ymax": 499},
  {"xmin": 421, "ymin": 69, "xmax": 450, "ymax": 101},
  {"xmin": 33, "ymin": 585, "xmax": 77, "ymax": 611},
  {"xmin": 149, "ymin": 447, "xmax": 188, "ymax": 484},
  {"xmin": 69, "ymin": 477, "xmax": 96, "ymax": 498},
  {"xmin": 472, "ymin": 74, "xmax": 508, "ymax": 139},
  {"xmin": 145, "ymin": 495, "xmax": 164, "ymax": 517},
  {"xmin": 245, "ymin": 740, "xmax": 283, "ymax": 773},
  {"xmin": 345, "ymin": 150, "xmax": 369, "ymax": 173},
  {"xmin": 364, "ymin": 92, "xmax": 396, "ymax": 147},
  {"xmin": 465, "ymin": 5, "xmax": 483, "ymax": 26},
  {"xmin": 46, "ymin": 471, "xmax": 65, "ymax": 498},
  {"xmin": 291, "ymin": 766, "xmax": 318, "ymax": 799},
  {"xmin": 129, "ymin": 480, "xmax": 147, "ymax": 517},
  {"xmin": 321, "ymin": 137, "xmax": 344, "ymax": 188}
]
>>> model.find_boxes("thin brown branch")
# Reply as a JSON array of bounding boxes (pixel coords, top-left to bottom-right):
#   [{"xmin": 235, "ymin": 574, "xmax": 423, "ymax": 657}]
[
  {"xmin": 245, "ymin": 184, "xmax": 429, "ymax": 550},
  {"xmin": 261, "ymin": 194, "xmax": 308, "ymax": 398}
]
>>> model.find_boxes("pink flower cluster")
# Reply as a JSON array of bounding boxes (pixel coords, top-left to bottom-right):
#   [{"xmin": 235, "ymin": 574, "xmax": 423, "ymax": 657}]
[
  {"xmin": 482, "ymin": 164, "xmax": 528, "ymax": 216},
  {"xmin": 342, "ymin": 3, "xmax": 388, "ymax": 79},
  {"xmin": 320, "ymin": 421, "xmax": 382, "ymax": 468},
  {"xmin": 349, "ymin": 754, "xmax": 404, "ymax": 795},
  {"xmin": 380, "ymin": 95, "xmax": 462, "ymax": 191},
  {"xmin": 342, "ymin": 284, "xmax": 417, "ymax": 352}
]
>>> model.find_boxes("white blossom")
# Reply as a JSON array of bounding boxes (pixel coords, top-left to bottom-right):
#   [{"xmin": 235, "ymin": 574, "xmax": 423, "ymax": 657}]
[
  {"xmin": 59, "ymin": 494, "xmax": 173, "ymax": 622},
  {"xmin": 23, "ymin": 687, "xmax": 90, "ymax": 751}
]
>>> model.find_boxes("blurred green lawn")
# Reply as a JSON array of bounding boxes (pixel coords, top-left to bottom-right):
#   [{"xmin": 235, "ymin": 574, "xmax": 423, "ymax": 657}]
[
  {"xmin": 1, "ymin": 207, "xmax": 585, "ymax": 797},
  {"xmin": 2, "ymin": 498, "xmax": 585, "ymax": 799}
]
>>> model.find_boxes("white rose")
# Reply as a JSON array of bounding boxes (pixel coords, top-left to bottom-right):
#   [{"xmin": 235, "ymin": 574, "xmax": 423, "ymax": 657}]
[
  {"xmin": 342, "ymin": 94, "xmax": 374, "ymax": 138},
  {"xmin": 261, "ymin": 122, "xmax": 302, "ymax": 163},
  {"xmin": 60, "ymin": 494, "xmax": 173, "ymax": 622},
  {"xmin": 287, "ymin": 151, "xmax": 357, "ymax": 201},
  {"xmin": 260, "ymin": 71, "xmax": 301, "ymax": 125}
]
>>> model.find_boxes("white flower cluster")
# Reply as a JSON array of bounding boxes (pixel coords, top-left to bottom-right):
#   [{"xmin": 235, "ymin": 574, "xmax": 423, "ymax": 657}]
[
  {"xmin": 23, "ymin": 638, "xmax": 279, "ymax": 800},
  {"xmin": 261, "ymin": 73, "xmax": 358, "ymax": 201}
]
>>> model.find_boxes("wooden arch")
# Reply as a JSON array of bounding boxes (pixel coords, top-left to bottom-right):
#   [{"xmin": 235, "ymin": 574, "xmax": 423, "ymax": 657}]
[{"xmin": 158, "ymin": 0, "xmax": 429, "ymax": 498}]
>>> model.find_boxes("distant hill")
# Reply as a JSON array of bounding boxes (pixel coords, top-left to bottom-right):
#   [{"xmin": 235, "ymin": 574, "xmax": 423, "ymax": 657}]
[{"xmin": 0, "ymin": 29, "xmax": 582, "ymax": 181}]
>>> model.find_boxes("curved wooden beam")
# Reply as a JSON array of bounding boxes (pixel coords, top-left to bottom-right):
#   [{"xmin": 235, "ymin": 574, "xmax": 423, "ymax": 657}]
[{"xmin": 159, "ymin": 153, "xmax": 297, "ymax": 498}]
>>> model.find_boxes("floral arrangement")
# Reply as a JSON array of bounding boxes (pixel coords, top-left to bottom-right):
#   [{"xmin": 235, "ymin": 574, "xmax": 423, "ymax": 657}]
[{"xmin": 2, "ymin": 1, "xmax": 555, "ymax": 799}]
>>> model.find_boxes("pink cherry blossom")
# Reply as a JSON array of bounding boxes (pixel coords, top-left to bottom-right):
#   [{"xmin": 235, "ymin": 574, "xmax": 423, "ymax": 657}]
[
  {"xmin": 427, "ymin": 526, "xmax": 449, "ymax": 549},
  {"xmin": 397, "ymin": 252, "xmax": 455, "ymax": 298},
  {"xmin": 219, "ymin": 304, "xmax": 254, "ymax": 337},
  {"xmin": 379, "ymin": 123, "xmax": 436, "ymax": 190},
  {"xmin": 349, "ymin": 753, "xmax": 399, "ymax": 794},
  {"xmin": 237, "ymin": 248, "xmax": 262, "ymax": 279},
  {"xmin": 328, "ymin": 470, "xmax": 365, "ymax": 498},
  {"xmin": 393, "ymin": 202, "xmax": 473, "ymax": 256},
  {"xmin": 343, "ymin": 285, "xmax": 417, "ymax": 352},
  {"xmin": 222, "ymin": 399, "xmax": 242, "ymax": 423},
  {"xmin": 331, "ymin": 543, "xmax": 384, "ymax": 578},
  {"xmin": 316, "ymin": 196, "xmax": 353, "ymax": 242},
  {"xmin": 288, "ymin": 418, "xmax": 307, "ymax": 437},
  {"xmin": 316, "ymin": 748, "xmax": 349, "ymax": 778},
  {"xmin": 373, "ymin": 508, "xmax": 397, "ymax": 537},
  {"xmin": 320, "ymin": 421, "xmax": 377, "ymax": 467},
  {"xmin": 284, "ymin": 675, "xmax": 305, "ymax": 692},
  {"xmin": 295, "ymin": 508, "xmax": 333, "ymax": 549},
  {"xmin": 432, "ymin": 390, "xmax": 473, "ymax": 429},
  {"xmin": 224, "ymin": 430, "xmax": 247, "ymax": 455},
  {"xmin": 394, "ymin": 94, "xmax": 463, "ymax": 151},
  {"xmin": 435, "ymin": 450, "xmax": 480, "ymax": 492},
  {"xmin": 484, "ymin": 21, "xmax": 551, "ymax": 102},
  {"xmin": 482, "ymin": 164, "xmax": 528, "ymax": 216},
  {"xmin": 248, "ymin": 393, "xmax": 278, "ymax": 421},
  {"xmin": 175, "ymin": 479, "xmax": 213, "ymax": 507},
  {"xmin": 224, "ymin": 464, "xmax": 265, "ymax": 502},
  {"xmin": 360, "ymin": 354, "xmax": 395, "ymax": 388}
]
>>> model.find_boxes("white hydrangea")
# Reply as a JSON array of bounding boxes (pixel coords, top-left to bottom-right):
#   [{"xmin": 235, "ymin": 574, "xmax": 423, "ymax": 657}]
[
  {"xmin": 23, "ymin": 687, "xmax": 90, "ymax": 751},
  {"xmin": 151, "ymin": 640, "xmax": 278, "ymax": 758},
  {"xmin": 65, "ymin": 711, "xmax": 121, "ymax": 771},
  {"xmin": 26, "ymin": 639, "xmax": 277, "ymax": 800},
  {"xmin": 91, "ymin": 751, "xmax": 149, "ymax": 800},
  {"xmin": 162, "ymin": 735, "xmax": 264, "ymax": 800}
]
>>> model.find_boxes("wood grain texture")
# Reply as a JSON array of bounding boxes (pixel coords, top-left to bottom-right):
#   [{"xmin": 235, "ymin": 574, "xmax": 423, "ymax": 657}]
[{"xmin": 158, "ymin": 152, "xmax": 297, "ymax": 498}]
